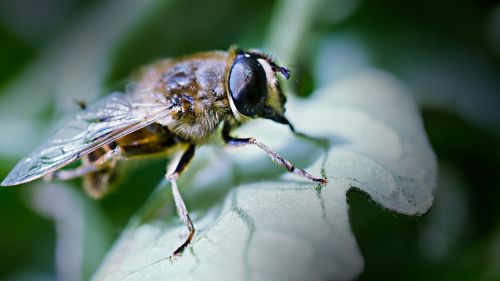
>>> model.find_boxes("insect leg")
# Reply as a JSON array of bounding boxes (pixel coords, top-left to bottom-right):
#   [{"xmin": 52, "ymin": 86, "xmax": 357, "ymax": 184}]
[
  {"xmin": 165, "ymin": 145, "xmax": 196, "ymax": 256},
  {"xmin": 222, "ymin": 124, "xmax": 326, "ymax": 185},
  {"xmin": 46, "ymin": 164, "xmax": 99, "ymax": 181},
  {"xmin": 46, "ymin": 147, "xmax": 121, "ymax": 181}
]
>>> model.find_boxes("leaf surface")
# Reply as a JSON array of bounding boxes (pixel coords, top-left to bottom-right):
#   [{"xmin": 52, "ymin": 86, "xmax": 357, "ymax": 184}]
[{"xmin": 92, "ymin": 70, "xmax": 437, "ymax": 281}]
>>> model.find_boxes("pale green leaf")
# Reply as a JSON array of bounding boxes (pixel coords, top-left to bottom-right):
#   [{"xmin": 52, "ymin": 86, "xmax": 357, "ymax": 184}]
[{"xmin": 92, "ymin": 69, "xmax": 437, "ymax": 281}]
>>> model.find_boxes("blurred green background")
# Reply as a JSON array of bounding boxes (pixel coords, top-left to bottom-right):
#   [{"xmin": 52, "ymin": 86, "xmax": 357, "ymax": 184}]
[{"xmin": 0, "ymin": 0, "xmax": 499, "ymax": 280}]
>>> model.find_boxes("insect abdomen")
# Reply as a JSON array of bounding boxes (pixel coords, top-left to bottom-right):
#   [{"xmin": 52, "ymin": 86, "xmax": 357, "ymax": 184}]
[{"xmin": 116, "ymin": 123, "xmax": 184, "ymax": 157}]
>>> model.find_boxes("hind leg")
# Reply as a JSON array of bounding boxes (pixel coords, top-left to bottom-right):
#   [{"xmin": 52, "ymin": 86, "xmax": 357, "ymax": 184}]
[
  {"xmin": 45, "ymin": 146, "xmax": 121, "ymax": 199},
  {"xmin": 46, "ymin": 163, "xmax": 99, "ymax": 181},
  {"xmin": 82, "ymin": 164, "xmax": 119, "ymax": 199},
  {"xmin": 45, "ymin": 146, "xmax": 121, "ymax": 181}
]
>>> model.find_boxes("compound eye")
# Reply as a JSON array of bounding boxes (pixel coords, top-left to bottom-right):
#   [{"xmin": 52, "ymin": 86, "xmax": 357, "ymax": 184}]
[{"xmin": 229, "ymin": 56, "xmax": 267, "ymax": 116}]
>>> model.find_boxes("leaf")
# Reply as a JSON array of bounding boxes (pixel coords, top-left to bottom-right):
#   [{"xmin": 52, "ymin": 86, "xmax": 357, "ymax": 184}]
[{"xmin": 92, "ymin": 69, "xmax": 437, "ymax": 281}]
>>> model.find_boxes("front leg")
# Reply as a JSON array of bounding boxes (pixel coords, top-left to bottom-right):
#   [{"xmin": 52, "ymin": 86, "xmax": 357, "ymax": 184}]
[
  {"xmin": 165, "ymin": 144, "xmax": 196, "ymax": 256},
  {"xmin": 222, "ymin": 122, "xmax": 326, "ymax": 185}
]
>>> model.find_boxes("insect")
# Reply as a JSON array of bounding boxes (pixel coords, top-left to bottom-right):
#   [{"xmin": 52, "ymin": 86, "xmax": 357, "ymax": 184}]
[{"xmin": 1, "ymin": 46, "xmax": 326, "ymax": 255}]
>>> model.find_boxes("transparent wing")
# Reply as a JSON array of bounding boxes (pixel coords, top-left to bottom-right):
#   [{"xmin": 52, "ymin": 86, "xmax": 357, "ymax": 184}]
[{"xmin": 2, "ymin": 91, "xmax": 174, "ymax": 186}]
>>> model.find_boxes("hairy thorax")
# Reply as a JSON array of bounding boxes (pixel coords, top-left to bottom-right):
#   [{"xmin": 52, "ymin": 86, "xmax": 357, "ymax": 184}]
[{"xmin": 135, "ymin": 52, "xmax": 232, "ymax": 143}]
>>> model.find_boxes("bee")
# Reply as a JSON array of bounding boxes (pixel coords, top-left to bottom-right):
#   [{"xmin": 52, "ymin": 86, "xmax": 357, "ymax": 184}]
[{"xmin": 1, "ymin": 46, "xmax": 326, "ymax": 255}]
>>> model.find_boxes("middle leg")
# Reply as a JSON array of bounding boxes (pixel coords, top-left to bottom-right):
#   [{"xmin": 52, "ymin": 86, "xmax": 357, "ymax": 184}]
[{"xmin": 165, "ymin": 144, "xmax": 196, "ymax": 256}]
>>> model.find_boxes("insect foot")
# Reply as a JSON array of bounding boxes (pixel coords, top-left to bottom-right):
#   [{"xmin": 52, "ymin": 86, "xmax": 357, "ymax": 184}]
[{"xmin": 316, "ymin": 177, "xmax": 328, "ymax": 186}]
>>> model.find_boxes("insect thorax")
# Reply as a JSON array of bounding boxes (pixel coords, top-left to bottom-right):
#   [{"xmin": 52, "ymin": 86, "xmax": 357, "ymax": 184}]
[{"xmin": 148, "ymin": 54, "xmax": 232, "ymax": 143}]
